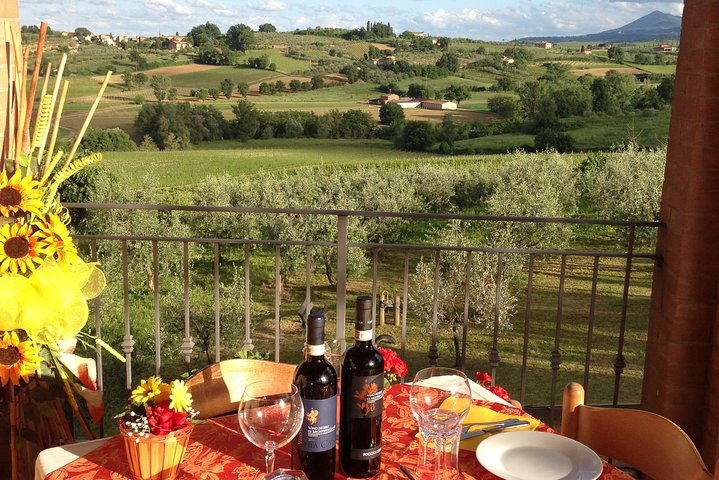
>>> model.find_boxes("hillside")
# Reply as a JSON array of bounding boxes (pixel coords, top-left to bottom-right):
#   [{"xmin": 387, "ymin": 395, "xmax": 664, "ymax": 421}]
[{"xmin": 520, "ymin": 10, "xmax": 681, "ymax": 43}]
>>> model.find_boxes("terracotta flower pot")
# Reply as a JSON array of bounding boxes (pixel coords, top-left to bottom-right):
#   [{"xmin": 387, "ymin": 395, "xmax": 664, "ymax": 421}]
[{"xmin": 120, "ymin": 422, "xmax": 193, "ymax": 480}]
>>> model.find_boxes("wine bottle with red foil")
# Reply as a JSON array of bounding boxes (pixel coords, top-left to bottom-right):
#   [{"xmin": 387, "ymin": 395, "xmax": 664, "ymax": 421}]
[
  {"xmin": 339, "ymin": 296, "xmax": 384, "ymax": 477},
  {"xmin": 292, "ymin": 311, "xmax": 337, "ymax": 480}
]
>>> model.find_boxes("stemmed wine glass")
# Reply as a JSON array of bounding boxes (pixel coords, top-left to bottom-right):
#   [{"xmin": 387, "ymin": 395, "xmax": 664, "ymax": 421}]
[
  {"xmin": 409, "ymin": 367, "xmax": 472, "ymax": 480},
  {"xmin": 238, "ymin": 380, "xmax": 305, "ymax": 480}
]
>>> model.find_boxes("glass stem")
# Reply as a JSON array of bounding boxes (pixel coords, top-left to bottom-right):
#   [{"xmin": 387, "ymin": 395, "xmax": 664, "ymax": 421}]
[
  {"xmin": 265, "ymin": 446, "xmax": 275, "ymax": 474},
  {"xmin": 434, "ymin": 435, "xmax": 441, "ymax": 480}
]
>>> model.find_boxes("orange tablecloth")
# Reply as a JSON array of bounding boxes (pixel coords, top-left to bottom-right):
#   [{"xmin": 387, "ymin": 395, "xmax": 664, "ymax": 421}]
[{"xmin": 46, "ymin": 384, "xmax": 631, "ymax": 480}]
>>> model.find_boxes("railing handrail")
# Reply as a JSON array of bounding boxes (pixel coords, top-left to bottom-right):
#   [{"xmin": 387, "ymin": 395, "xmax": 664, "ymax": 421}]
[
  {"xmin": 64, "ymin": 202, "xmax": 664, "ymax": 228},
  {"xmin": 72, "ymin": 233, "xmax": 659, "ymax": 260}
]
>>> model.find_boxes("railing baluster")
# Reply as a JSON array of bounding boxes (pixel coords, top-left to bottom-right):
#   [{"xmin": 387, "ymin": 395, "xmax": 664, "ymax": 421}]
[
  {"xmin": 549, "ymin": 255, "xmax": 567, "ymax": 425},
  {"xmin": 242, "ymin": 243, "xmax": 253, "ymax": 351},
  {"xmin": 214, "ymin": 243, "xmax": 221, "ymax": 363},
  {"xmin": 90, "ymin": 239, "xmax": 102, "ymax": 390},
  {"xmin": 372, "ymin": 248, "xmax": 379, "ymax": 329},
  {"xmin": 488, "ymin": 253, "xmax": 502, "ymax": 383},
  {"xmin": 121, "ymin": 240, "xmax": 134, "ymax": 390},
  {"xmin": 182, "ymin": 241, "xmax": 194, "ymax": 366},
  {"xmin": 461, "ymin": 251, "xmax": 472, "ymax": 371},
  {"xmin": 429, "ymin": 249, "xmax": 441, "ymax": 365},
  {"xmin": 520, "ymin": 254, "xmax": 535, "ymax": 406},
  {"xmin": 584, "ymin": 256, "xmax": 600, "ymax": 399},
  {"xmin": 274, "ymin": 245, "xmax": 281, "ymax": 361},
  {"xmin": 613, "ymin": 226, "xmax": 635, "ymax": 406},
  {"xmin": 336, "ymin": 215, "xmax": 348, "ymax": 342},
  {"xmin": 305, "ymin": 246, "xmax": 312, "ymax": 325},
  {"xmin": 90, "ymin": 239, "xmax": 104, "ymax": 436},
  {"xmin": 401, "ymin": 250, "xmax": 409, "ymax": 360},
  {"xmin": 153, "ymin": 240, "xmax": 161, "ymax": 374}
]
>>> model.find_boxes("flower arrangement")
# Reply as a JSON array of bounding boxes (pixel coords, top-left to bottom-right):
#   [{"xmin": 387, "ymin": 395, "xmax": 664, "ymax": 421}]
[
  {"xmin": 378, "ymin": 346, "xmax": 408, "ymax": 386},
  {"xmin": 0, "ymin": 19, "xmax": 121, "ymax": 479},
  {"xmin": 475, "ymin": 371, "xmax": 511, "ymax": 403},
  {"xmin": 119, "ymin": 376, "xmax": 198, "ymax": 438}
]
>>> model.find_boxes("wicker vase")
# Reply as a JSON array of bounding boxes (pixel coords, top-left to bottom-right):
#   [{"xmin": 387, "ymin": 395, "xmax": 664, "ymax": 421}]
[{"xmin": 120, "ymin": 423, "xmax": 193, "ymax": 480}]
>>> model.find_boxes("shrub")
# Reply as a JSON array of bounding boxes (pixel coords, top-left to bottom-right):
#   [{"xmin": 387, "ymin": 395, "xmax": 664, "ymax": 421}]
[{"xmin": 534, "ymin": 129, "xmax": 576, "ymax": 153}]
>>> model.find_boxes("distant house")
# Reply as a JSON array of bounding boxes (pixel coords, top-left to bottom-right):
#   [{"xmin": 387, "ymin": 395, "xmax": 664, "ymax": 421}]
[
  {"xmin": 654, "ymin": 43, "xmax": 677, "ymax": 52},
  {"xmin": 410, "ymin": 31, "xmax": 428, "ymax": 38},
  {"xmin": 396, "ymin": 100, "xmax": 421, "ymax": 109},
  {"xmin": 597, "ymin": 43, "xmax": 612, "ymax": 49},
  {"xmin": 420, "ymin": 99, "xmax": 457, "ymax": 110},
  {"xmin": 169, "ymin": 39, "xmax": 190, "ymax": 51},
  {"xmin": 368, "ymin": 55, "xmax": 395, "ymax": 66},
  {"xmin": 368, "ymin": 93, "xmax": 400, "ymax": 105},
  {"xmin": 534, "ymin": 41, "xmax": 552, "ymax": 49},
  {"xmin": 97, "ymin": 34, "xmax": 114, "ymax": 46}
]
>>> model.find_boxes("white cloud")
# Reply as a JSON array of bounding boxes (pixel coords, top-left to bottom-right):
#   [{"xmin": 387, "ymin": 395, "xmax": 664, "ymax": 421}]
[
  {"xmin": 144, "ymin": 0, "xmax": 193, "ymax": 15},
  {"xmin": 423, "ymin": 9, "xmax": 452, "ymax": 28},
  {"xmin": 252, "ymin": 0, "xmax": 287, "ymax": 11}
]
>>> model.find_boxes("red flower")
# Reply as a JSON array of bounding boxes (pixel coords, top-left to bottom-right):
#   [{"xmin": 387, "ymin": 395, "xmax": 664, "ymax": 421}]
[
  {"xmin": 475, "ymin": 371, "xmax": 493, "ymax": 385},
  {"xmin": 486, "ymin": 385, "xmax": 511, "ymax": 403},
  {"xmin": 378, "ymin": 347, "xmax": 408, "ymax": 383},
  {"xmin": 146, "ymin": 401, "xmax": 189, "ymax": 435}
]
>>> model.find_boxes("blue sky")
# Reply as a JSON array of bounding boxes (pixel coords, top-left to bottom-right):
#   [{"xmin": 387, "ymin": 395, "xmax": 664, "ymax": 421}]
[{"xmin": 19, "ymin": 0, "xmax": 683, "ymax": 41}]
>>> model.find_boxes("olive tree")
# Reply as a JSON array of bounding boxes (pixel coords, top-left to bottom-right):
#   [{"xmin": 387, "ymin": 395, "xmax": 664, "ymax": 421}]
[{"xmin": 408, "ymin": 221, "xmax": 518, "ymax": 367}]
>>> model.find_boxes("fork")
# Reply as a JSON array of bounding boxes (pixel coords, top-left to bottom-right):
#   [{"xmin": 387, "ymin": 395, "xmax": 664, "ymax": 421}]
[{"xmin": 460, "ymin": 418, "xmax": 530, "ymax": 440}]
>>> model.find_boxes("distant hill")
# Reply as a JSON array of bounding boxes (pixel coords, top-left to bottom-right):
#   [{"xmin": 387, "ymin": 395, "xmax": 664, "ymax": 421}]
[{"xmin": 519, "ymin": 10, "xmax": 681, "ymax": 44}]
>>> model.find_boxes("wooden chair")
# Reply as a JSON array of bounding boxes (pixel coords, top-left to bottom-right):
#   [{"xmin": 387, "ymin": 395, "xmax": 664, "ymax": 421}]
[
  {"xmin": 561, "ymin": 382, "xmax": 712, "ymax": 480},
  {"xmin": 186, "ymin": 359, "xmax": 296, "ymax": 420}
]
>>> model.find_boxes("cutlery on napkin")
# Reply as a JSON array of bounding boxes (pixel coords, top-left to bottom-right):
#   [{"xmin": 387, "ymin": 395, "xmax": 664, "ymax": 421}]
[{"xmin": 437, "ymin": 399, "xmax": 541, "ymax": 451}]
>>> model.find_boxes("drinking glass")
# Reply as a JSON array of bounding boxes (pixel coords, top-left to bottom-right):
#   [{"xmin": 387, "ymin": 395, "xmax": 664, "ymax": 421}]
[
  {"xmin": 409, "ymin": 367, "xmax": 472, "ymax": 480},
  {"xmin": 238, "ymin": 380, "xmax": 306, "ymax": 480}
]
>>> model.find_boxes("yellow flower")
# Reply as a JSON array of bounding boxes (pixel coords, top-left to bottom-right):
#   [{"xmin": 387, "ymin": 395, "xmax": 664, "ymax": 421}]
[
  {"xmin": 168, "ymin": 380, "xmax": 192, "ymax": 412},
  {"xmin": 0, "ymin": 331, "xmax": 43, "ymax": 387},
  {"xmin": 36, "ymin": 213, "xmax": 78, "ymax": 265},
  {"xmin": 131, "ymin": 376, "xmax": 165, "ymax": 404},
  {"xmin": 0, "ymin": 169, "xmax": 45, "ymax": 218},
  {"xmin": 0, "ymin": 221, "xmax": 47, "ymax": 274}
]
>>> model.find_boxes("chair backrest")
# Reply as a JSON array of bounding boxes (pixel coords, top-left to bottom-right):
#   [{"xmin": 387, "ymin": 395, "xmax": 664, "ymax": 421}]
[
  {"xmin": 186, "ymin": 358, "xmax": 297, "ymax": 420},
  {"xmin": 561, "ymin": 382, "xmax": 712, "ymax": 480}
]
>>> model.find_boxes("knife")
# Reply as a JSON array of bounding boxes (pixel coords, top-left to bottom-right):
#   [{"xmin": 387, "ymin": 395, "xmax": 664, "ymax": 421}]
[{"xmin": 460, "ymin": 418, "xmax": 531, "ymax": 440}]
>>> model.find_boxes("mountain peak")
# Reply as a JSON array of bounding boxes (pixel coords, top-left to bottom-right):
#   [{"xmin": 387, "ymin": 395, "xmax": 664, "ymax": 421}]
[{"xmin": 519, "ymin": 10, "xmax": 681, "ymax": 43}]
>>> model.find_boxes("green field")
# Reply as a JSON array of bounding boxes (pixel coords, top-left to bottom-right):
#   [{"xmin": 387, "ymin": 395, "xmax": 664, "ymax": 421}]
[
  {"xmin": 102, "ymin": 139, "xmax": 444, "ymax": 187},
  {"xmin": 167, "ymin": 65, "xmax": 282, "ymax": 88}
]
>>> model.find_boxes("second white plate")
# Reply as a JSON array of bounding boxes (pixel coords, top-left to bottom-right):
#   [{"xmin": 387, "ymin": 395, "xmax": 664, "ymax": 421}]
[{"xmin": 475, "ymin": 430, "xmax": 602, "ymax": 480}]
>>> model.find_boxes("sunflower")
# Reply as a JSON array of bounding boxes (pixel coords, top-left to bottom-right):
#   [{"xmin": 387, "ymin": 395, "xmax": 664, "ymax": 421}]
[
  {"xmin": 168, "ymin": 379, "xmax": 192, "ymax": 413},
  {"xmin": 130, "ymin": 376, "xmax": 166, "ymax": 404},
  {"xmin": 0, "ymin": 331, "xmax": 43, "ymax": 387},
  {"xmin": 36, "ymin": 213, "xmax": 78, "ymax": 265},
  {"xmin": 0, "ymin": 169, "xmax": 45, "ymax": 218},
  {"xmin": 0, "ymin": 221, "xmax": 47, "ymax": 274}
]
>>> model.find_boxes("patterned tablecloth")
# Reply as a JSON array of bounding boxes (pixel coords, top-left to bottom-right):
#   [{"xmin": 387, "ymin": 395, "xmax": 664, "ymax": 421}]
[{"xmin": 46, "ymin": 384, "xmax": 631, "ymax": 480}]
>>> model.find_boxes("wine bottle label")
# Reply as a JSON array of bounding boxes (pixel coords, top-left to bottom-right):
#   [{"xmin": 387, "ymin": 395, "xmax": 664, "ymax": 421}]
[
  {"xmin": 306, "ymin": 343, "xmax": 325, "ymax": 357},
  {"xmin": 350, "ymin": 445, "xmax": 382, "ymax": 461},
  {"xmin": 349, "ymin": 373, "xmax": 384, "ymax": 419},
  {"xmin": 355, "ymin": 330, "xmax": 373, "ymax": 341},
  {"xmin": 297, "ymin": 396, "xmax": 337, "ymax": 453}
]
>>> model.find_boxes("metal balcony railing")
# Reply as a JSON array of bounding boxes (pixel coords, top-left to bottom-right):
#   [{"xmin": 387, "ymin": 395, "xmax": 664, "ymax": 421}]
[{"xmin": 67, "ymin": 203, "xmax": 661, "ymax": 425}]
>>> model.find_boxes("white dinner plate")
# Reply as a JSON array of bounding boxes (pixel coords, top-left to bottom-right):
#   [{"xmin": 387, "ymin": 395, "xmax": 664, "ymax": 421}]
[{"xmin": 475, "ymin": 430, "xmax": 603, "ymax": 480}]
